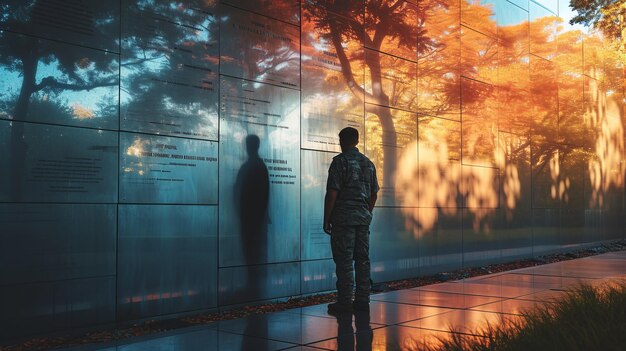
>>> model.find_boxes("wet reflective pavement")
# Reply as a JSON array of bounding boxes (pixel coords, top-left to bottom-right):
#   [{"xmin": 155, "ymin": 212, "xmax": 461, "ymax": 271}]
[{"xmin": 61, "ymin": 251, "xmax": 626, "ymax": 350}]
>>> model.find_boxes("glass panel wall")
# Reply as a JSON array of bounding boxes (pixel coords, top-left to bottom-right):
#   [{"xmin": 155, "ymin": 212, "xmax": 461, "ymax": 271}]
[{"xmin": 1, "ymin": 0, "xmax": 624, "ymax": 338}]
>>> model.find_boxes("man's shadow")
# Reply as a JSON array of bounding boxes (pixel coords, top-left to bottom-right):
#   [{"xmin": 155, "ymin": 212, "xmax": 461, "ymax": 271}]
[
  {"xmin": 235, "ymin": 135, "xmax": 271, "ymax": 349},
  {"xmin": 235, "ymin": 135, "xmax": 270, "ymax": 291}
]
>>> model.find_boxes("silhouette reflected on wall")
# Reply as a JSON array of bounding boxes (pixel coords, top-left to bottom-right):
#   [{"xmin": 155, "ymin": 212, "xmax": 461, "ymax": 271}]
[
  {"xmin": 234, "ymin": 134, "xmax": 270, "ymax": 287},
  {"xmin": 336, "ymin": 310, "xmax": 373, "ymax": 351}
]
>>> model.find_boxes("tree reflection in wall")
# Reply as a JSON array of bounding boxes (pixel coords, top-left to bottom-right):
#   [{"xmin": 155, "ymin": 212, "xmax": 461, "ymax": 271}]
[
  {"xmin": 0, "ymin": 0, "xmax": 119, "ymax": 201},
  {"xmin": 304, "ymin": 0, "xmax": 624, "ymax": 238},
  {"xmin": 1, "ymin": 0, "xmax": 624, "ymax": 244}
]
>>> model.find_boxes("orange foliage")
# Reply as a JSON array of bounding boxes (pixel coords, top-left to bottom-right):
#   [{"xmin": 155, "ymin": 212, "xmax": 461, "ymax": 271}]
[{"xmin": 303, "ymin": 0, "xmax": 625, "ymax": 233}]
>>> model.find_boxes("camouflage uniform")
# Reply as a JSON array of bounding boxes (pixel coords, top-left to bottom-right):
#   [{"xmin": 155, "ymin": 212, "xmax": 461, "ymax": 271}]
[{"xmin": 327, "ymin": 146, "xmax": 379, "ymax": 304}]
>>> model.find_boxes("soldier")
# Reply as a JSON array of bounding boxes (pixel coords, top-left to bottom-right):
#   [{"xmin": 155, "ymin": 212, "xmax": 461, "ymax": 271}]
[{"xmin": 324, "ymin": 127, "xmax": 379, "ymax": 314}]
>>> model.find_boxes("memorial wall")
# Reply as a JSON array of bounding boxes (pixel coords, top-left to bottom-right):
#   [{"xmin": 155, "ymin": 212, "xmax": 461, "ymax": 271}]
[{"xmin": 1, "ymin": 0, "xmax": 624, "ymax": 339}]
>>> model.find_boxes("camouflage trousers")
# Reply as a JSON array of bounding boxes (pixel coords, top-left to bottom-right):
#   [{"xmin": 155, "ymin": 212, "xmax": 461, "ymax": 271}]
[{"xmin": 331, "ymin": 225, "xmax": 371, "ymax": 304}]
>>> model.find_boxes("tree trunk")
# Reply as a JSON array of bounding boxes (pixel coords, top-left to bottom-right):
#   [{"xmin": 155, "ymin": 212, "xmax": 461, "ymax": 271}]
[
  {"xmin": 9, "ymin": 37, "xmax": 38, "ymax": 202},
  {"xmin": 325, "ymin": 10, "xmax": 398, "ymax": 200},
  {"xmin": 366, "ymin": 50, "xmax": 397, "ymax": 197}
]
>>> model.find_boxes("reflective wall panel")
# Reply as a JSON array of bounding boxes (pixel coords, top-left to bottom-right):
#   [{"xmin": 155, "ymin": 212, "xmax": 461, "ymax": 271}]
[
  {"xmin": 460, "ymin": 78, "xmax": 498, "ymax": 167},
  {"xmin": 301, "ymin": 150, "xmax": 335, "ymax": 260},
  {"xmin": 301, "ymin": 8, "xmax": 364, "ymax": 152},
  {"xmin": 556, "ymin": 24, "xmax": 583, "ymax": 76},
  {"xmin": 120, "ymin": 0, "xmax": 219, "ymax": 140},
  {"xmin": 462, "ymin": 208, "xmax": 505, "ymax": 266},
  {"xmin": 365, "ymin": 50, "xmax": 418, "ymax": 112},
  {"xmin": 119, "ymin": 133, "xmax": 218, "ymax": 204},
  {"xmin": 219, "ymin": 76, "xmax": 300, "ymax": 266},
  {"xmin": 583, "ymin": 153, "xmax": 607, "ymax": 211},
  {"xmin": 530, "ymin": 56, "xmax": 558, "ymax": 140},
  {"xmin": 0, "ymin": 277, "xmax": 115, "ymax": 340},
  {"xmin": 117, "ymin": 205, "xmax": 217, "ymax": 319},
  {"xmin": 218, "ymin": 262, "xmax": 300, "ymax": 306},
  {"xmin": 0, "ymin": 0, "xmax": 120, "ymax": 52},
  {"xmin": 417, "ymin": 116, "xmax": 462, "ymax": 208},
  {"xmin": 531, "ymin": 141, "xmax": 559, "ymax": 208},
  {"xmin": 220, "ymin": 5, "xmax": 300, "ymax": 89},
  {"xmin": 557, "ymin": 82, "xmax": 584, "ymax": 146},
  {"xmin": 0, "ymin": 204, "xmax": 116, "ymax": 285},
  {"xmin": 0, "ymin": 121, "xmax": 118, "ymax": 203},
  {"xmin": 497, "ymin": 1, "xmax": 530, "ymax": 136},
  {"xmin": 509, "ymin": 0, "xmax": 528, "ymax": 11},
  {"xmin": 529, "ymin": 0, "xmax": 558, "ymax": 60},
  {"xmin": 461, "ymin": 0, "xmax": 497, "ymax": 39},
  {"xmin": 539, "ymin": 0, "xmax": 558, "ymax": 14},
  {"xmin": 301, "ymin": 259, "xmax": 336, "ymax": 294},
  {"xmin": 582, "ymin": 76, "xmax": 600, "ymax": 135},
  {"xmin": 583, "ymin": 37, "xmax": 605, "ymax": 79},
  {"xmin": 0, "ymin": 31, "xmax": 119, "ymax": 129},
  {"xmin": 532, "ymin": 208, "xmax": 560, "ymax": 255},
  {"xmin": 499, "ymin": 208, "xmax": 534, "ymax": 260},
  {"xmin": 605, "ymin": 210, "xmax": 624, "ymax": 241},
  {"xmin": 555, "ymin": 3, "xmax": 584, "ymax": 172},
  {"xmin": 559, "ymin": 147, "xmax": 585, "ymax": 209},
  {"xmin": 461, "ymin": 165, "xmax": 500, "ymax": 209},
  {"xmin": 499, "ymin": 132, "xmax": 531, "ymax": 211},
  {"xmin": 1, "ymin": 0, "xmax": 625, "ymax": 337},
  {"xmin": 224, "ymin": 0, "xmax": 300, "ymax": 25},
  {"xmin": 418, "ymin": 1, "xmax": 461, "ymax": 122},
  {"xmin": 497, "ymin": 0, "xmax": 529, "ymax": 46},
  {"xmin": 370, "ymin": 208, "xmax": 420, "ymax": 282},
  {"xmin": 561, "ymin": 208, "xmax": 596, "ymax": 246},
  {"xmin": 460, "ymin": 26, "xmax": 498, "ymax": 85},
  {"xmin": 365, "ymin": 104, "xmax": 418, "ymax": 207},
  {"xmin": 418, "ymin": 208, "xmax": 463, "ymax": 275},
  {"xmin": 365, "ymin": 0, "xmax": 418, "ymax": 62}
]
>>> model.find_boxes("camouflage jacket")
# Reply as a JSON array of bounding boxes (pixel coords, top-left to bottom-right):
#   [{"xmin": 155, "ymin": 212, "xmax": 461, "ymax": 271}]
[{"xmin": 326, "ymin": 147, "xmax": 379, "ymax": 225}]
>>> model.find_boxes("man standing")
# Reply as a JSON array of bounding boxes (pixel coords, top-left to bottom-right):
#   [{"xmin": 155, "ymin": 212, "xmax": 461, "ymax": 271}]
[{"xmin": 324, "ymin": 127, "xmax": 379, "ymax": 314}]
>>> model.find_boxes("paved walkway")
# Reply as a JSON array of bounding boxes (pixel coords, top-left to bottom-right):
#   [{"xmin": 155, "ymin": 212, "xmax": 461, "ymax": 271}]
[{"xmin": 63, "ymin": 251, "xmax": 626, "ymax": 351}]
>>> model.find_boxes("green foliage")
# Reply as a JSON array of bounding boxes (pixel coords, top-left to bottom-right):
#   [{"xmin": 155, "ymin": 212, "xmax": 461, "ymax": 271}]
[
  {"xmin": 570, "ymin": 0, "xmax": 626, "ymax": 42},
  {"xmin": 570, "ymin": 0, "xmax": 615, "ymax": 26},
  {"xmin": 421, "ymin": 282, "xmax": 626, "ymax": 351},
  {"xmin": 26, "ymin": 96, "xmax": 73, "ymax": 121}
]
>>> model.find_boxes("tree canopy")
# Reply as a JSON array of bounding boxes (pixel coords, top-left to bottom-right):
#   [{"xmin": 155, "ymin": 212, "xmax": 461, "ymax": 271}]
[{"xmin": 570, "ymin": 0, "xmax": 626, "ymax": 45}]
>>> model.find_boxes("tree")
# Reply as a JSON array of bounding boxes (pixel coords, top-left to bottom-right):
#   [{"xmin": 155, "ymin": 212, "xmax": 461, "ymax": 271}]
[
  {"xmin": 0, "ymin": 1, "xmax": 119, "ymax": 120},
  {"xmin": 0, "ymin": 0, "xmax": 119, "ymax": 201},
  {"xmin": 570, "ymin": 0, "xmax": 626, "ymax": 45},
  {"xmin": 120, "ymin": 0, "xmax": 220, "ymax": 139},
  {"xmin": 303, "ymin": 0, "xmax": 425, "ymax": 198},
  {"xmin": 1, "ymin": 0, "xmax": 222, "ymax": 201}
]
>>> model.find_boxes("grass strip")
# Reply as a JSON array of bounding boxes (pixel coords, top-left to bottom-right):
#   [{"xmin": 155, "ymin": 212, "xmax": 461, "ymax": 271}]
[{"xmin": 423, "ymin": 282, "xmax": 626, "ymax": 351}]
